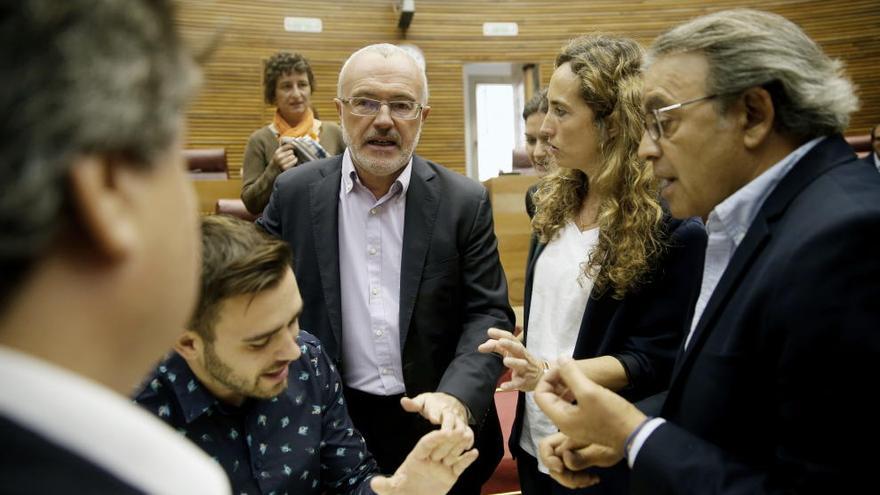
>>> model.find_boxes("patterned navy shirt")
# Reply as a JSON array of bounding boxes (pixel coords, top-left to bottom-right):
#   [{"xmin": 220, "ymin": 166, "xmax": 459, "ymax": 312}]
[{"xmin": 134, "ymin": 331, "xmax": 378, "ymax": 495}]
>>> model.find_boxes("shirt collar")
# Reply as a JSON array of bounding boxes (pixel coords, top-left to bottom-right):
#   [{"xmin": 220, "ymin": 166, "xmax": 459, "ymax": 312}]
[
  {"xmin": 707, "ymin": 136, "xmax": 825, "ymax": 246},
  {"xmin": 157, "ymin": 352, "xmax": 221, "ymax": 424},
  {"xmin": 340, "ymin": 148, "xmax": 413, "ymax": 199},
  {"xmin": 873, "ymin": 152, "xmax": 879, "ymax": 173}
]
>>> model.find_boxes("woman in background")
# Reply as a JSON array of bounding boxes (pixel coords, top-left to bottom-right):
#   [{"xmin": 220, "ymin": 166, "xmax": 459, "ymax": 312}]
[
  {"xmin": 241, "ymin": 52, "xmax": 345, "ymax": 215},
  {"xmin": 480, "ymin": 35, "xmax": 706, "ymax": 494}
]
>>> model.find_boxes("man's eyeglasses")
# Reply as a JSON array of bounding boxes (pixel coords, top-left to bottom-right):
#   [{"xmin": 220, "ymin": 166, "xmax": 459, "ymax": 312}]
[
  {"xmin": 646, "ymin": 94, "xmax": 718, "ymax": 141},
  {"xmin": 337, "ymin": 97, "xmax": 424, "ymax": 120}
]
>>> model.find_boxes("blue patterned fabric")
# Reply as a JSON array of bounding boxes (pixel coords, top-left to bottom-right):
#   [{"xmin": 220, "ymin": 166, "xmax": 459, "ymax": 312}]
[{"xmin": 134, "ymin": 331, "xmax": 378, "ymax": 495}]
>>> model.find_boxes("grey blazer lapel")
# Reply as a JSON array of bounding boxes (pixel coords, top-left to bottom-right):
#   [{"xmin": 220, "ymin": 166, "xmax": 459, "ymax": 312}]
[
  {"xmin": 398, "ymin": 156, "xmax": 439, "ymax": 347},
  {"xmin": 309, "ymin": 164, "xmax": 344, "ymax": 349}
]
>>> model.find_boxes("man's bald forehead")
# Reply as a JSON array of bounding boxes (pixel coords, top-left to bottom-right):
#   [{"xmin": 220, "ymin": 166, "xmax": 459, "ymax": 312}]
[{"xmin": 337, "ymin": 44, "xmax": 429, "ymax": 102}]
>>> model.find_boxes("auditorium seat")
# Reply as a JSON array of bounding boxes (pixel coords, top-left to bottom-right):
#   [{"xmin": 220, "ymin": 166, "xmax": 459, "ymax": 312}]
[
  {"xmin": 845, "ymin": 134, "xmax": 871, "ymax": 158},
  {"xmin": 481, "ymin": 389, "xmax": 520, "ymax": 495},
  {"xmin": 184, "ymin": 148, "xmax": 228, "ymax": 180},
  {"xmin": 215, "ymin": 198, "xmax": 258, "ymax": 222}
]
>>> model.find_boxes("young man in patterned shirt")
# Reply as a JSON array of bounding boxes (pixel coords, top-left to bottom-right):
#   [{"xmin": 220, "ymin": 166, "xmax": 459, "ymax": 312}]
[{"xmin": 136, "ymin": 215, "xmax": 477, "ymax": 495}]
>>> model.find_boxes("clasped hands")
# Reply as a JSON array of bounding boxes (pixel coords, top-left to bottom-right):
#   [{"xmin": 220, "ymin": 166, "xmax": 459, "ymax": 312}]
[
  {"xmin": 533, "ymin": 358, "xmax": 648, "ymax": 488},
  {"xmin": 371, "ymin": 392, "xmax": 476, "ymax": 495}
]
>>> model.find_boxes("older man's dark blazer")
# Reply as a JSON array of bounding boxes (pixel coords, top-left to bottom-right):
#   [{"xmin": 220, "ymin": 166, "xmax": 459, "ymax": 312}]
[
  {"xmin": 630, "ymin": 135, "xmax": 880, "ymax": 494},
  {"xmin": 257, "ymin": 153, "xmax": 514, "ymax": 482},
  {"xmin": 510, "ymin": 213, "xmax": 706, "ymax": 493},
  {"xmin": 862, "ymin": 151, "xmax": 879, "ymax": 171}
]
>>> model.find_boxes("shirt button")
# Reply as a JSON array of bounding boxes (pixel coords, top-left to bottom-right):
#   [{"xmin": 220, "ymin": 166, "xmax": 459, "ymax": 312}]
[
  {"xmin": 381, "ymin": 368, "xmax": 390, "ymax": 375},
  {"xmin": 371, "ymin": 287, "xmax": 379, "ymax": 296},
  {"xmin": 368, "ymin": 247, "xmax": 377, "ymax": 256},
  {"xmin": 370, "ymin": 208, "xmax": 378, "ymax": 215},
  {"xmin": 375, "ymin": 329, "xmax": 383, "ymax": 337}
]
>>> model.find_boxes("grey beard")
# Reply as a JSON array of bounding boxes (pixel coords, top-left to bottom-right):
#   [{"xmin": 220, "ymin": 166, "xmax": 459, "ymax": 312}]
[{"xmin": 341, "ymin": 122, "xmax": 421, "ymax": 177}]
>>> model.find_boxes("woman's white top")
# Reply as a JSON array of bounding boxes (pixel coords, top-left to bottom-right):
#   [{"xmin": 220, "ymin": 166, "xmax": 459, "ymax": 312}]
[{"xmin": 519, "ymin": 221, "xmax": 599, "ymax": 472}]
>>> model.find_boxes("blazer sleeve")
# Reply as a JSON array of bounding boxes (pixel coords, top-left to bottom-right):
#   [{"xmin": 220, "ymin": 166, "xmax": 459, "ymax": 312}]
[
  {"xmin": 255, "ymin": 173, "xmax": 284, "ymax": 238},
  {"xmin": 436, "ymin": 187, "xmax": 514, "ymax": 421},
  {"xmin": 611, "ymin": 217, "xmax": 706, "ymax": 401},
  {"xmin": 241, "ymin": 128, "xmax": 284, "ymax": 215},
  {"xmin": 631, "ymin": 211, "xmax": 880, "ymax": 494}
]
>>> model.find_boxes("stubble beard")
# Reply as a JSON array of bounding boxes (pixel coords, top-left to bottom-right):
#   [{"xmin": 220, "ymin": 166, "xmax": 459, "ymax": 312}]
[
  {"xmin": 342, "ymin": 122, "xmax": 422, "ymax": 177},
  {"xmin": 203, "ymin": 343, "xmax": 285, "ymax": 401}
]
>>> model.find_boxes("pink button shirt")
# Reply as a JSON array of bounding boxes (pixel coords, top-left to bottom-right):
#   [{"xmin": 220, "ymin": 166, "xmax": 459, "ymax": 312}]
[{"xmin": 337, "ymin": 149, "xmax": 412, "ymax": 395}]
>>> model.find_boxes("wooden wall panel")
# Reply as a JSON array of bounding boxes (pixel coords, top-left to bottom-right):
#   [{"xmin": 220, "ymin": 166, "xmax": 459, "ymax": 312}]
[{"xmin": 175, "ymin": 0, "xmax": 880, "ymax": 180}]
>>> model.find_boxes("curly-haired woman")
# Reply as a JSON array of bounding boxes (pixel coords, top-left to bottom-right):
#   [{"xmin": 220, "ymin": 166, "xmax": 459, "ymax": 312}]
[
  {"xmin": 479, "ymin": 35, "xmax": 706, "ymax": 494},
  {"xmin": 241, "ymin": 52, "xmax": 345, "ymax": 214}
]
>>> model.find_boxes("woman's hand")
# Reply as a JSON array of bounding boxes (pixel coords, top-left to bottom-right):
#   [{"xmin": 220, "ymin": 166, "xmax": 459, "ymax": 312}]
[
  {"xmin": 271, "ymin": 142, "xmax": 298, "ymax": 171},
  {"xmin": 478, "ymin": 327, "xmax": 548, "ymax": 392}
]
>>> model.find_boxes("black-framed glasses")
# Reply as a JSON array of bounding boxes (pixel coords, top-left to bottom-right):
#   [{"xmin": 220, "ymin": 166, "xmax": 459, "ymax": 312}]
[
  {"xmin": 337, "ymin": 96, "xmax": 424, "ymax": 120},
  {"xmin": 646, "ymin": 94, "xmax": 718, "ymax": 141}
]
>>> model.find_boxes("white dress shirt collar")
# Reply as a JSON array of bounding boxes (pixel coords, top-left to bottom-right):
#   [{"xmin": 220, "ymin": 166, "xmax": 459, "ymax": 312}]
[{"xmin": 0, "ymin": 345, "xmax": 230, "ymax": 494}]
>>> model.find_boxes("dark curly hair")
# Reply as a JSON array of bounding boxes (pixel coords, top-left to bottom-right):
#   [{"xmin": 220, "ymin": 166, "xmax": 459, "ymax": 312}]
[{"xmin": 263, "ymin": 52, "xmax": 315, "ymax": 105}]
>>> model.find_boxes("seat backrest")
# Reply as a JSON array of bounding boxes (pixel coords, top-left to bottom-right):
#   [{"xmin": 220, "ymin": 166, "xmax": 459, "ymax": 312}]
[
  {"xmin": 185, "ymin": 148, "xmax": 228, "ymax": 179},
  {"xmin": 845, "ymin": 134, "xmax": 871, "ymax": 158},
  {"xmin": 214, "ymin": 199, "xmax": 259, "ymax": 222}
]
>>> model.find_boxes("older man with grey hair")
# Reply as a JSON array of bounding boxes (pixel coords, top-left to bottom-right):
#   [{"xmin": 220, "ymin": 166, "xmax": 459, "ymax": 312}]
[
  {"xmin": 531, "ymin": 9, "xmax": 880, "ymax": 494},
  {"xmin": 0, "ymin": 0, "xmax": 230, "ymax": 492},
  {"xmin": 258, "ymin": 43, "xmax": 513, "ymax": 494}
]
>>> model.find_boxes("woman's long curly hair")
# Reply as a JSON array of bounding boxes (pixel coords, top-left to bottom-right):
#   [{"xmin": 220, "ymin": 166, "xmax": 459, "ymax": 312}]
[{"xmin": 531, "ymin": 35, "xmax": 665, "ymax": 299}]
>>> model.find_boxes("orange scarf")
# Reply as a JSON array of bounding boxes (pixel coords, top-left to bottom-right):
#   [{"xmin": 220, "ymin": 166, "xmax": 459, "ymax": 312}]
[{"xmin": 274, "ymin": 107, "xmax": 320, "ymax": 141}]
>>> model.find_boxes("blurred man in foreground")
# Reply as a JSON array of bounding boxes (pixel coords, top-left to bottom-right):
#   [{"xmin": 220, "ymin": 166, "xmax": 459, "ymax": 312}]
[{"xmin": 0, "ymin": 0, "xmax": 229, "ymax": 492}]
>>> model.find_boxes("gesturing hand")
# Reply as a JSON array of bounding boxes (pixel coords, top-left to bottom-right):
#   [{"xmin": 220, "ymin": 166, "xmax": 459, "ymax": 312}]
[
  {"xmin": 401, "ymin": 392, "xmax": 472, "ymax": 440},
  {"xmin": 477, "ymin": 327, "xmax": 547, "ymax": 392},
  {"xmin": 370, "ymin": 429, "xmax": 479, "ymax": 495},
  {"xmin": 533, "ymin": 357, "xmax": 646, "ymax": 450}
]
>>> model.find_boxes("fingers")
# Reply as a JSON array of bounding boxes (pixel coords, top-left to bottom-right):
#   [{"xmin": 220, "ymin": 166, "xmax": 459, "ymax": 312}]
[
  {"xmin": 369, "ymin": 474, "xmax": 398, "ymax": 494},
  {"xmin": 502, "ymin": 355, "xmax": 530, "ymax": 370},
  {"xmin": 401, "ymin": 393, "xmax": 467, "ymax": 430},
  {"xmin": 411, "ymin": 428, "xmax": 475, "ymax": 470},
  {"xmin": 538, "ymin": 433, "xmax": 567, "ymax": 474},
  {"xmin": 533, "ymin": 367, "xmax": 579, "ymax": 427},
  {"xmin": 476, "ymin": 339, "xmax": 500, "ymax": 354},
  {"xmin": 451, "ymin": 448, "xmax": 479, "ymax": 476},
  {"xmin": 487, "ymin": 327, "xmax": 516, "ymax": 340},
  {"xmin": 479, "ymin": 328, "xmax": 525, "ymax": 358},
  {"xmin": 495, "ymin": 336, "xmax": 527, "ymax": 358},
  {"xmin": 400, "ymin": 396, "xmax": 425, "ymax": 415},
  {"xmin": 542, "ymin": 433, "xmax": 602, "ymax": 490},
  {"xmin": 548, "ymin": 468, "xmax": 600, "ymax": 490},
  {"xmin": 273, "ymin": 144, "xmax": 298, "ymax": 170},
  {"xmin": 409, "ymin": 429, "xmax": 444, "ymax": 461},
  {"xmin": 440, "ymin": 410, "xmax": 456, "ymax": 434}
]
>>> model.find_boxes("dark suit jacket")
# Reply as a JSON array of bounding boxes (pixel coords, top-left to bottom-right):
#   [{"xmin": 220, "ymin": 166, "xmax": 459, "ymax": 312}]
[
  {"xmin": 257, "ymin": 153, "xmax": 514, "ymax": 468},
  {"xmin": 0, "ymin": 415, "xmax": 144, "ymax": 494},
  {"xmin": 631, "ymin": 135, "xmax": 880, "ymax": 494},
  {"xmin": 862, "ymin": 151, "xmax": 878, "ymax": 171},
  {"xmin": 510, "ymin": 214, "xmax": 706, "ymax": 491}
]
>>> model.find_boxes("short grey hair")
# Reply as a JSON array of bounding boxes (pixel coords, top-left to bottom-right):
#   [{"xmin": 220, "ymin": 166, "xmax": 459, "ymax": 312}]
[
  {"xmin": 337, "ymin": 43, "xmax": 429, "ymax": 103},
  {"xmin": 0, "ymin": 0, "xmax": 199, "ymax": 300},
  {"xmin": 647, "ymin": 9, "xmax": 858, "ymax": 139}
]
